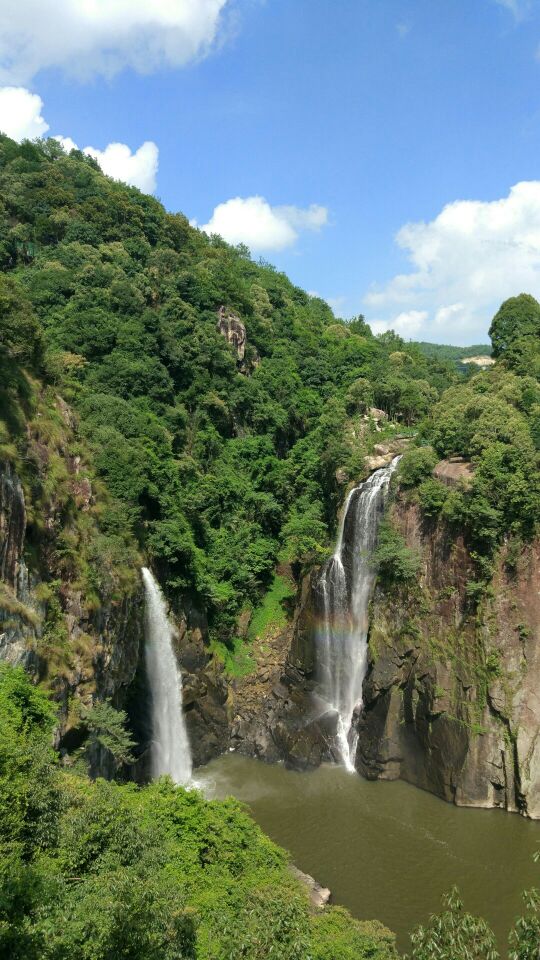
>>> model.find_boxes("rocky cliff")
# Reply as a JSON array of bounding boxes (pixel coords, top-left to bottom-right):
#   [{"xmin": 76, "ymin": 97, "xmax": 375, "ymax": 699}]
[
  {"xmin": 0, "ymin": 393, "xmax": 143, "ymax": 765},
  {"xmin": 356, "ymin": 495, "xmax": 540, "ymax": 817},
  {"xmin": 198, "ymin": 466, "xmax": 540, "ymax": 819}
]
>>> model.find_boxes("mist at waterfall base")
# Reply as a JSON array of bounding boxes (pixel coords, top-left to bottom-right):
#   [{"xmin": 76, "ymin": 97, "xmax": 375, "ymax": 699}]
[
  {"xmin": 142, "ymin": 567, "xmax": 192, "ymax": 785},
  {"xmin": 315, "ymin": 460, "xmax": 399, "ymax": 770}
]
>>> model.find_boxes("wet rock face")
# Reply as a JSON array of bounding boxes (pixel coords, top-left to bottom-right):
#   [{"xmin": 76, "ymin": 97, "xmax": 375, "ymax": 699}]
[
  {"xmin": 217, "ymin": 306, "xmax": 247, "ymax": 361},
  {"xmin": 173, "ymin": 604, "xmax": 229, "ymax": 767},
  {"xmin": 174, "ymin": 568, "xmax": 338, "ymax": 772},
  {"xmin": 220, "ymin": 572, "xmax": 339, "ymax": 771},
  {"xmin": 0, "ymin": 464, "xmax": 26, "ymax": 588},
  {"xmin": 0, "ymin": 454, "xmax": 143, "ymax": 776},
  {"xmin": 356, "ymin": 499, "xmax": 540, "ymax": 818},
  {"xmin": 158, "ymin": 481, "xmax": 540, "ymax": 817}
]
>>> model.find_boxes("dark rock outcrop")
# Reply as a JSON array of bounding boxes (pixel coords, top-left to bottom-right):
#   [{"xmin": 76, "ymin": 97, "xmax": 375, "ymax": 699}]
[
  {"xmin": 173, "ymin": 603, "xmax": 229, "ymax": 767},
  {"xmin": 356, "ymin": 498, "xmax": 540, "ymax": 817},
  {"xmin": 213, "ymin": 572, "xmax": 339, "ymax": 771},
  {"xmin": 0, "ymin": 464, "xmax": 26, "ymax": 588}
]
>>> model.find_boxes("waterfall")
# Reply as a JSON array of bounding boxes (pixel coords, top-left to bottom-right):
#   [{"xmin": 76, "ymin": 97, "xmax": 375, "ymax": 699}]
[
  {"xmin": 142, "ymin": 567, "xmax": 192, "ymax": 784},
  {"xmin": 315, "ymin": 459, "xmax": 400, "ymax": 772}
]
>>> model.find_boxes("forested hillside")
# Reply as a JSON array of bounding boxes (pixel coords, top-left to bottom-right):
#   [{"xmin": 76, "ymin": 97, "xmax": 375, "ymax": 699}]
[
  {"xmin": 397, "ymin": 293, "xmax": 540, "ymax": 590},
  {"xmin": 413, "ymin": 341, "xmax": 492, "ymax": 363},
  {"xmin": 0, "ymin": 133, "xmax": 460, "ymax": 650}
]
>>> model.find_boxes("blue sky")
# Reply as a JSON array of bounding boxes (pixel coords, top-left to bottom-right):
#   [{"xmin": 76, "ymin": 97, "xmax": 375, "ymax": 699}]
[{"xmin": 1, "ymin": 0, "xmax": 540, "ymax": 344}]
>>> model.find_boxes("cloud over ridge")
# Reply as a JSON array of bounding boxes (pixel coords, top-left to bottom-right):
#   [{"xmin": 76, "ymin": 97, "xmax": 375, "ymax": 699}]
[
  {"xmin": 56, "ymin": 137, "xmax": 159, "ymax": 194},
  {"xmin": 0, "ymin": 85, "xmax": 159, "ymax": 193},
  {"xmin": 199, "ymin": 196, "xmax": 329, "ymax": 252},
  {"xmin": 365, "ymin": 180, "xmax": 540, "ymax": 342},
  {"xmin": 0, "ymin": 87, "xmax": 49, "ymax": 141}
]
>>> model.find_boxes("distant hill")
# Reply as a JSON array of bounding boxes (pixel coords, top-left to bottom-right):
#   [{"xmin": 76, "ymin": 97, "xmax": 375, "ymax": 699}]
[{"xmin": 413, "ymin": 342, "xmax": 492, "ymax": 363}]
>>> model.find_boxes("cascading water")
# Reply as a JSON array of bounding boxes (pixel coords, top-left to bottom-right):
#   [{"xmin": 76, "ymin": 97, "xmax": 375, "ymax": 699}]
[
  {"xmin": 142, "ymin": 567, "xmax": 192, "ymax": 784},
  {"xmin": 316, "ymin": 458, "xmax": 400, "ymax": 772}
]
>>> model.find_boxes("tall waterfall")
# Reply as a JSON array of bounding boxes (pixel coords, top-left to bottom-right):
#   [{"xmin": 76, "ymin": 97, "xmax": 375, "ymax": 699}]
[
  {"xmin": 316, "ymin": 459, "xmax": 399, "ymax": 772},
  {"xmin": 142, "ymin": 567, "xmax": 192, "ymax": 784}
]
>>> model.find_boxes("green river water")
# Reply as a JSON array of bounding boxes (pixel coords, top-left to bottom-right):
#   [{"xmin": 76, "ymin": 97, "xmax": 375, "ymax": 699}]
[{"xmin": 199, "ymin": 754, "xmax": 539, "ymax": 953}]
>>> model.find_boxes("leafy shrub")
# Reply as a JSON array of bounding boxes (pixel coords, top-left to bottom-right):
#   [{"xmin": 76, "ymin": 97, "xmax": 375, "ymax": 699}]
[
  {"xmin": 311, "ymin": 907, "xmax": 398, "ymax": 959},
  {"xmin": 374, "ymin": 522, "xmax": 422, "ymax": 583},
  {"xmin": 509, "ymin": 885, "xmax": 540, "ymax": 960},
  {"xmin": 399, "ymin": 447, "xmax": 438, "ymax": 488},
  {"xmin": 417, "ymin": 478, "xmax": 448, "ymax": 517},
  {"xmin": 407, "ymin": 887, "xmax": 499, "ymax": 960}
]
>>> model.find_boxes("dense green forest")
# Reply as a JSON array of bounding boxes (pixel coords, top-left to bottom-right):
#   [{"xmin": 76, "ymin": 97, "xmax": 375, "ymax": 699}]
[
  {"xmin": 0, "ymin": 133, "xmax": 463, "ymax": 651},
  {"xmin": 1, "ymin": 135, "xmax": 540, "ymax": 959}
]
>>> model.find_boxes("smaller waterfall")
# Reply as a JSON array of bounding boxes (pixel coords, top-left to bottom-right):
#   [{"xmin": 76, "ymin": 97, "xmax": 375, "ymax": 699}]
[
  {"xmin": 142, "ymin": 567, "xmax": 192, "ymax": 784},
  {"xmin": 316, "ymin": 459, "xmax": 400, "ymax": 771}
]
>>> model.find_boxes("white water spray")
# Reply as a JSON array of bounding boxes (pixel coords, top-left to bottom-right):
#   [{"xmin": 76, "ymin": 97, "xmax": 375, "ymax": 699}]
[
  {"xmin": 316, "ymin": 459, "xmax": 399, "ymax": 771},
  {"xmin": 142, "ymin": 567, "xmax": 192, "ymax": 784}
]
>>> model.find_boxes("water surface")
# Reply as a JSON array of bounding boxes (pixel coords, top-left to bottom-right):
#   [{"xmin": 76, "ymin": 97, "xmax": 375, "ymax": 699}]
[{"xmin": 199, "ymin": 754, "xmax": 539, "ymax": 952}]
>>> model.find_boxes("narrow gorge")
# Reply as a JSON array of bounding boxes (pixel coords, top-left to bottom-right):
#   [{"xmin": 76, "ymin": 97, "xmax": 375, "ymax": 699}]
[{"xmin": 0, "ymin": 134, "xmax": 538, "ymax": 958}]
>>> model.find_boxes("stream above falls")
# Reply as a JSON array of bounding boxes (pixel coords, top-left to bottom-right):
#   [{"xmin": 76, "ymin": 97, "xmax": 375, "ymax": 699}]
[{"xmin": 198, "ymin": 754, "xmax": 540, "ymax": 953}]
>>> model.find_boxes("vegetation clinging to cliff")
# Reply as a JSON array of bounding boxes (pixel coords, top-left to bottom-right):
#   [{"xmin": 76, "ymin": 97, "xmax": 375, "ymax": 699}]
[{"xmin": 395, "ymin": 294, "xmax": 540, "ymax": 585}]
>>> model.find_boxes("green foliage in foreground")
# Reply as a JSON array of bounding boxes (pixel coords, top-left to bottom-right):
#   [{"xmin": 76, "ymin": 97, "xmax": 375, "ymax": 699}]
[
  {"xmin": 1, "ymin": 664, "xmax": 539, "ymax": 959},
  {"xmin": 408, "ymin": 888, "xmax": 500, "ymax": 960},
  {"xmin": 407, "ymin": 883, "xmax": 540, "ymax": 960},
  {"xmin": 509, "ymin": 886, "xmax": 540, "ymax": 960},
  {"xmin": 0, "ymin": 663, "xmax": 398, "ymax": 960}
]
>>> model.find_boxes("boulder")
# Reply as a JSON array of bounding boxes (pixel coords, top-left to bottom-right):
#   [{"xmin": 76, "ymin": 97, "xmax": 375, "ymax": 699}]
[
  {"xmin": 433, "ymin": 458, "xmax": 475, "ymax": 488},
  {"xmin": 290, "ymin": 866, "xmax": 331, "ymax": 909},
  {"xmin": 365, "ymin": 455, "xmax": 391, "ymax": 471}
]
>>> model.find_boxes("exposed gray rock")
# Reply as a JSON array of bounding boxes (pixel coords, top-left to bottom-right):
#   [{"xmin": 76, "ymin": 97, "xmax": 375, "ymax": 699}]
[
  {"xmin": 290, "ymin": 865, "xmax": 331, "ymax": 909},
  {"xmin": 0, "ymin": 464, "xmax": 26, "ymax": 588},
  {"xmin": 217, "ymin": 305, "xmax": 247, "ymax": 361},
  {"xmin": 357, "ymin": 498, "xmax": 540, "ymax": 818}
]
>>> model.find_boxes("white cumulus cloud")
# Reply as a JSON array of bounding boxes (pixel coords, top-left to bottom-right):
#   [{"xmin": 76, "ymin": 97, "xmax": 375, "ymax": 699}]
[
  {"xmin": 56, "ymin": 135, "xmax": 159, "ymax": 193},
  {"xmin": 198, "ymin": 196, "xmax": 329, "ymax": 252},
  {"xmin": 371, "ymin": 310, "xmax": 428, "ymax": 338},
  {"xmin": 0, "ymin": 84, "xmax": 159, "ymax": 193},
  {"xmin": 0, "ymin": 86, "xmax": 49, "ymax": 140},
  {"xmin": 0, "ymin": 0, "xmax": 229, "ymax": 84},
  {"xmin": 83, "ymin": 141, "xmax": 159, "ymax": 193},
  {"xmin": 365, "ymin": 181, "xmax": 540, "ymax": 343}
]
